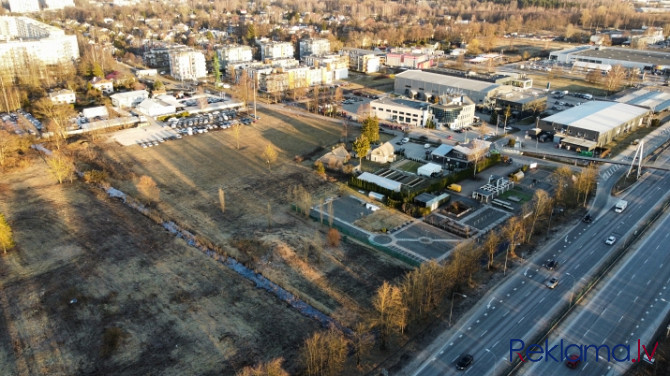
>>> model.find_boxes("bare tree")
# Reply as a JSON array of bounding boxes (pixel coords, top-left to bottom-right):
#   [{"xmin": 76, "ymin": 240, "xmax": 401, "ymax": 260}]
[
  {"xmin": 605, "ymin": 64, "xmax": 626, "ymax": 94},
  {"xmin": 232, "ymin": 123, "xmax": 242, "ymax": 150},
  {"xmin": 483, "ymin": 231, "xmax": 500, "ymax": 270},
  {"xmin": 262, "ymin": 143, "xmax": 278, "ymax": 171},
  {"xmin": 372, "ymin": 281, "xmax": 406, "ymax": 349},
  {"xmin": 326, "ymin": 228, "xmax": 340, "ymax": 247},
  {"xmin": 576, "ymin": 164, "xmax": 598, "ymax": 207},
  {"xmin": 301, "ymin": 325, "xmax": 349, "ymax": 376},
  {"xmin": 527, "ymin": 189, "xmax": 552, "ymax": 243},
  {"xmin": 33, "ymin": 98, "xmax": 76, "ymax": 150},
  {"xmin": 470, "ymin": 139, "xmax": 488, "ymax": 177},
  {"xmin": 351, "ymin": 322, "xmax": 374, "ymax": 366},
  {"xmin": 46, "ymin": 151, "xmax": 75, "ymax": 184},
  {"xmin": 0, "ymin": 129, "xmax": 18, "ymax": 168},
  {"xmin": 136, "ymin": 175, "xmax": 160, "ymax": 203},
  {"xmin": 0, "ymin": 212, "xmax": 14, "ymax": 255},
  {"xmin": 502, "ymin": 216, "xmax": 525, "ymax": 259},
  {"xmin": 266, "ymin": 202, "xmax": 272, "ymax": 228}
]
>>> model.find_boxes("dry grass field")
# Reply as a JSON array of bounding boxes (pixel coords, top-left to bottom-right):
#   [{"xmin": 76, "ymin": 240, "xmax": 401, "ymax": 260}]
[
  {"xmin": 95, "ymin": 106, "xmax": 410, "ymax": 337},
  {"xmin": 0, "ymin": 163, "xmax": 322, "ymax": 375}
]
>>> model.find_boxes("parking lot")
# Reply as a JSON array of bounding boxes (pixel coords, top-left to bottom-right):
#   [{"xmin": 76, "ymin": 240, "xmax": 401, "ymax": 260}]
[{"xmin": 111, "ymin": 108, "xmax": 259, "ymax": 148}]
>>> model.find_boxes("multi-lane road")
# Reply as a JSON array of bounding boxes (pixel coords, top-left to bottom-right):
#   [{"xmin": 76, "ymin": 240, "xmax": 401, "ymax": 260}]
[
  {"xmin": 522, "ymin": 195, "xmax": 670, "ymax": 375},
  {"xmin": 410, "ymin": 127, "xmax": 670, "ymax": 376}
]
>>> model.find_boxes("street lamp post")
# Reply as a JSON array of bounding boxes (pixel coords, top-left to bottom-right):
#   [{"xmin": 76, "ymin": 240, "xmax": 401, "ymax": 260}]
[
  {"xmin": 449, "ymin": 292, "xmax": 468, "ymax": 327},
  {"xmin": 546, "ymin": 207, "xmax": 555, "ymax": 240},
  {"xmin": 504, "ymin": 245, "xmax": 510, "ymax": 276}
]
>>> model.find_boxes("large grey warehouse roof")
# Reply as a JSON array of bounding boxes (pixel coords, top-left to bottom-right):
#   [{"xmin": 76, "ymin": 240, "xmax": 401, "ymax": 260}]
[
  {"xmin": 576, "ymin": 47, "xmax": 670, "ymax": 67},
  {"xmin": 395, "ymin": 70, "xmax": 500, "ymax": 92},
  {"xmin": 615, "ymin": 88, "xmax": 670, "ymax": 112},
  {"xmin": 373, "ymin": 97, "xmax": 430, "ymax": 110},
  {"xmin": 542, "ymin": 101, "xmax": 649, "ymax": 133}
]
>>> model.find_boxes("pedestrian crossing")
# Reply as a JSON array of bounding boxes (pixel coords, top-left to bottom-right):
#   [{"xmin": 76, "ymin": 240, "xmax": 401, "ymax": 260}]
[{"xmin": 600, "ymin": 164, "xmax": 622, "ymax": 179}]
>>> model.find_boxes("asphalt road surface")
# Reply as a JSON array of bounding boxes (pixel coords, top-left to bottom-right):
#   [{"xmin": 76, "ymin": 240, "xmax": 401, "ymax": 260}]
[
  {"xmin": 411, "ymin": 128, "xmax": 670, "ymax": 376},
  {"xmin": 522, "ymin": 204, "xmax": 670, "ymax": 375}
]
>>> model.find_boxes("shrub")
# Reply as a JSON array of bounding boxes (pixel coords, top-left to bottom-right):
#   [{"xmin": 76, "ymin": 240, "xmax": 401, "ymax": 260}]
[{"xmin": 326, "ymin": 228, "xmax": 341, "ymax": 247}]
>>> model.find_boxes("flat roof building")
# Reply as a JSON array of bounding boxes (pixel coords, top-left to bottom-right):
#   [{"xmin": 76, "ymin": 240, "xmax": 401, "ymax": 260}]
[
  {"xmin": 539, "ymin": 101, "xmax": 651, "ymax": 149},
  {"xmin": 549, "ymin": 45, "xmax": 670, "ymax": 70},
  {"xmin": 394, "ymin": 70, "xmax": 502, "ymax": 106},
  {"xmin": 615, "ymin": 87, "xmax": 670, "ymax": 113}
]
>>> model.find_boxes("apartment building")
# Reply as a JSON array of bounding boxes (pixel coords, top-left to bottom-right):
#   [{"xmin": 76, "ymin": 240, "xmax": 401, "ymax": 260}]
[
  {"xmin": 0, "ymin": 17, "xmax": 79, "ymax": 79},
  {"xmin": 299, "ymin": 38, "xmax": 331, "ymax": 59},
  {"xmin": 49, "ymin": 89, "xmax": 76, "ymax": 104},
  {"xmin": 258, "ymin": 40, "xmax": 294, "ymax": 60},
  {"xmin": 217, "ymin": 44, "xmax": 253, "ymax": 67},
  {"xmin": 8, "ymin": 0, "xmax": 40, "ymax": 13},
  {"xmin": 303, "ymin": 54, "xmax": 349, "ymax": 80},
  {"xmin": 339, "ymin": 48, "xmax": 381, "ymax": 73},
  {"xmin": 169, "ymin": 48, "xmax": 207, "ymax": 81},
  {"xmin": 43, "ymin": 0, "xmax": 75, "ymax": 10}
]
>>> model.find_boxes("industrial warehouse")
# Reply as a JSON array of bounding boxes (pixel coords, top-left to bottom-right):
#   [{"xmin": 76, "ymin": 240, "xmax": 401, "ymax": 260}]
[{"xmin": 539, "ymin": 101, "xmax": 651, "ymax": 150}]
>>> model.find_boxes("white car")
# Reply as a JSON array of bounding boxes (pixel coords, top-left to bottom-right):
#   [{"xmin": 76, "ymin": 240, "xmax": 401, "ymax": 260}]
[
  {"xmin": 605, "ymin": 236, "xmax": 616, "ymax": 245},
  {"xmin": 401, "ymin": 137, "xmax": 410, "ymax": 143},
  {"xmin": 424, "ymin": 143, "xmax": 431, "ymax": 149},
  {"xmin": 545, "ymin": 277, "xmax": 559, "ymax": 289}
]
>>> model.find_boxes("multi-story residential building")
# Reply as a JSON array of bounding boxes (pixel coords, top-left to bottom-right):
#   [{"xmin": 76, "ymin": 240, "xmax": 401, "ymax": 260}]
[
  {"xmin": 43, "ymin": 0, "xmax": 75, "ymax": 10},
  {"xmin": 217, "ymin": 44, "xmax": 253, "ymax": 67},
  {"xmin": 143, "ymin": 47, "xmax": 172, "ymax": 70},
  {"xmin": 299, "ymin": 38, "xmax": 331, "ymax": 59},
  {"xmin": 0, "ymin": 17, "xmax": 79, "ymax": 79},
  {"xmin": 303, "ymin": 54, "xmax": 349, "ymax": 80},
  {"xmin": 259, "ymin": 71, "xmax": 289, "ymax": 94},
  {"xmin": 8, "ymin": 0, "xmax": 40, "ymax": 13},
  {"xmin": 339, "ymin": 48, "xmax": 381, "ymax": 73},
  {"xmin": 168, "ymin": 48, "xmax": 207, "ymax": 81},
  {"xmin": 49, "ymin": 89, "xmax": 76, "ymax": 104},
  {"xmin": 258, "ymin": 40, "xmax": 294, "ymax": 60}
]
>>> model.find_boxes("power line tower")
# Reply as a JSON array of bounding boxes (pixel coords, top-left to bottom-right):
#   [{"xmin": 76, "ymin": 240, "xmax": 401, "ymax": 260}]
[{"xmin": 626, "ymin": 140, "xmax": 644, "ymax": 180}]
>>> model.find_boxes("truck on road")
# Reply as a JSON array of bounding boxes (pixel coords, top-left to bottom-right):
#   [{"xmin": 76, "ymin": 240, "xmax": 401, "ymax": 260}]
[{"xmin": 614, "ymin": 199, "xmax": 628, "ymax": 213}]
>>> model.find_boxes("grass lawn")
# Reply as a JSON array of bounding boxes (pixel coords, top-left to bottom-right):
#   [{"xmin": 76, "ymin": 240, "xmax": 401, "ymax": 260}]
[
  {"xmin": 500, "ymin": 186, "xmax": 534, "ymax": 203},
  {"xmin": 395, "ymin": 160, "xmax": 424, "ymax": 174}
]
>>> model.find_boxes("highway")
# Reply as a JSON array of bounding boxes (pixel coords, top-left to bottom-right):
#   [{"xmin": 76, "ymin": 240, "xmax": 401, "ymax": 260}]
[
  {"xmin": 521, "ymin": 197, "xmax": 670, "ymax": 375},
  {"xmin": 410, "ymin": 126, "xmax": 670, "ymax": 376}
]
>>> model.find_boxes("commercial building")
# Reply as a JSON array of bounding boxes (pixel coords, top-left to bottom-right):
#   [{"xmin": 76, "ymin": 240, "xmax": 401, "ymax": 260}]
[
  {"xmin": 370, "ymin": 97, "xmax": 430, "ymax": 127},
  {"xmin": 615, "ymin": 87, "xmax": 670, "ymax": 113},
  {"xmin": 8, "ymin": 0, "xmax": 39, "ymax": 13},
  {"xmin": 0, "ymin": 16, "xmax": 79, "ymax": 79},
  {"xmin": 110, "ymin": 90, "xmax": 149, "ymax": 108},
  {"xmin": 217, "ymin": 44, "xmax": 253, "ymax": 67},
  {"xmin": 49, "ymin": 89, "xmax": 76, "ymax": 104},
  {"xmin": 258, "ymin": 40, "xmax": 294, "ymax": 60},
  {"xmin": 340, "ymin": 48, "xmax": 381, "ymax": 73},
  {"xmin": 168, "ymin": 48, "xmax": 207, "ymax": 81},
  {"xmin": 299, "ymin": 38, "xmax": 331, "ymax": 59},
  {"xmin": 493, "ymin": 88, "xmax": 547, "ymax": 118},
  {"xmin": 136, "ymin": 98, "xmax": 177, "ymax": 117},
  {"xmin": 429, "ymin": 96, "xmax": 476, "ymax": 130},
  {"xmin": 539, "ymin": 101, "xmax": 651, "ymax": 150},
  {"xmin": 549, "ymin": 45, "xmax": 670, "ymax": 71},
  {"xmin": 385, "ymin": 53, "xmax": 434, "ymax": 69},
  {"xmin": 394, "ymin": 70, "xmax": 503, "ymax": 106}
]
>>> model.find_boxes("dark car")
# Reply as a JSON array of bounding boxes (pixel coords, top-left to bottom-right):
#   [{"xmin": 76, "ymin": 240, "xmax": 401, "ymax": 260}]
[
  {"xmin": 544, "ymin": 259, "xmax": 558, "ymax": 270},
  {"xmin": 582, "ymin": 214, "xmax": 593, "ymax": 223},
  {"xmin": 565, "ymin": 354, "xmax": 581, "ymax": 369},
  {"xmin": 456, "ymin": 354, "xmax": 473, "ymax": 370}
]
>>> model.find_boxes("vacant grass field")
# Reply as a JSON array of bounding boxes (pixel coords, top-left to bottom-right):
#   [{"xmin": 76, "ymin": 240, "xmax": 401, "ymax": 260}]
[
  {"xmin": 97, "ymin": 105, "xmax": 410, "ymax": 331},
  {"xmin": 0, "ymin": 163, "xmax": 322, "ymax": 375}
]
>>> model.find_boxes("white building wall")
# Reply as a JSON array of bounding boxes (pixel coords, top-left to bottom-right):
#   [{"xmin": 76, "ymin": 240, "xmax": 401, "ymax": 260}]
[
  {"xmin": 44, "ymin": 0, "xmax": 75, "ymax": 10},
  {"xmin": 8, "ymin": 0, "xmax": 40, "ymax": 13}
]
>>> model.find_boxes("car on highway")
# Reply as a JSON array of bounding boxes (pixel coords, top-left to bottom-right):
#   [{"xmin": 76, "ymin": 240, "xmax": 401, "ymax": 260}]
[
  {"xmin": 401, "ymin": 137, "xmax": 410, "ymax": 143},
  {"xmin": 543, "ymin": 259, "xmax": 558, "ymax": 270},
  {"xmin": 582, "ymin": 214, "xmax": 593, "ymax": 223},
  {"xmin": 605, "ymin": 235, "xmax": 617, "ymax": 245},
  {"xmin": 545, "ymin": 277, "xmax": 559, "ymax": 289},
  {"xmin": 565, "ymin": 354, "xmax": 581, "ymax": 369},
  {"xmin": 456, "ymin": 354, "xmax": 473, "ymax": 370}
]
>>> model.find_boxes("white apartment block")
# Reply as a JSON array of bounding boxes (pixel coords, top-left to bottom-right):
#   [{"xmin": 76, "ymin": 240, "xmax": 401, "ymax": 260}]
[
  {"xmin": 49, "ymin": 89, "xmax": 76, "ymax": 104},
  {"xmin": 8, "ymin": 0, "xmax": 40, "ymax": 13},
  {"xmin": 43, "ymin": 0, "xmax": 75, "ymax": 10},
  {"xmin": 303, "ymin": 54, "xmax": 349, "ymax": 80},
  {"xmin": 168, "ymin": 49, "xmax": 207, "ymax": 81},
  {"xmin": 299, "ymin": 38, "xmax": 331, "ymax": 59},
  {"xmin": 259, "ymin": 40, "xmax": 294, "ymax": 60},
  {"xmin": 217, "ymin": 44, "xmax": 253, "ymax": 65},
  {"xmin": 0, "ymin": 17, "xmax": 79, "ymax": 78}
]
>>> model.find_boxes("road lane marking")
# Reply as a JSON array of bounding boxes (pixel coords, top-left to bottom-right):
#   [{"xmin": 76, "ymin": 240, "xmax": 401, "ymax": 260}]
[
  {"xmin": 480, "ymin": 330, "xmax": 488, "ymax": 337},
  {"xmin": 518, "ymin": 316, "xmax": 525, "ymax": 324}
]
